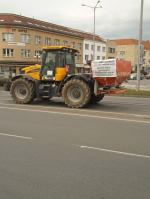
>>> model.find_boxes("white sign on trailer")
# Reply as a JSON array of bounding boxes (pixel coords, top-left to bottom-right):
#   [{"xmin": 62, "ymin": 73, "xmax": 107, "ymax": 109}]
[{"xmin": 92, "ymin": 59, "xmax": 116, "ymax": 77}]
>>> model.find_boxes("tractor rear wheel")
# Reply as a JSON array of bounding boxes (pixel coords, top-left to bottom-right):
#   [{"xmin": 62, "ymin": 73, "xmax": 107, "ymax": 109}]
[
  {"xmin": 90, "ymin": 94, "xmax": 104, "ymax": 104},
  {"xmin": 62, "ymin": 79, "xmax": 91, "ymax": 108},
  {"xmin": 10, "ymin": 78, "xmax": 36, "ymax": 104}
]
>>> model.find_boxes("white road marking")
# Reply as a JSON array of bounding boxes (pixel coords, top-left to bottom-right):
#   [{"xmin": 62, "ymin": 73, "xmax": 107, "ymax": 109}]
[
  {"xmin": 0, "ymin": 106, "xmax": 150, "ymax": 124},
  {"xmin": 0, "ymin": 132, "xmax": 33, "ymax": 140},
  {"xmin": 0, "ymin": 99, "xmax": 12, "ymax": 100},
  {"xmin": 0, "ymin": 102, "xmax": 150, "ymax": 117},
  {"xmin": 74, "ymin": 145, "xmax": 150, "ymax": 159}
]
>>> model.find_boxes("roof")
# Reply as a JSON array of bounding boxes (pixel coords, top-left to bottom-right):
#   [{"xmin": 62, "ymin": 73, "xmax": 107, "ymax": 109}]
[
  {"xmin": 0, "ymin": 13, "xmax": 105, "ymax": 43},
  {"xmin": 113, "ymin": 39, "xmax": 150, "ymax": 50},
  {"xmin": 43, "ymin": 46, "xmax": 78, "ymax": 51}
]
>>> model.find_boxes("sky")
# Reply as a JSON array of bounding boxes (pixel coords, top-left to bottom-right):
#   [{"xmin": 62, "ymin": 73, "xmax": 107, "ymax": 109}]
[{"xmin": 0, "ymin": 0, "xmax": 150, "ymax": 41}]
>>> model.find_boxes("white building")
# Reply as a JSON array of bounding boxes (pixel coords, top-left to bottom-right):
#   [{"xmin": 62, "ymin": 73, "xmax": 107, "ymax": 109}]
[{"xmin": 75, "ymin": 31, "xmax": 106, "ymax": 73}]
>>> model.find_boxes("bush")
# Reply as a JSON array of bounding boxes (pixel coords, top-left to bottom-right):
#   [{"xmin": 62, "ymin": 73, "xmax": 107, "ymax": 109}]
[{"xmin": 0, "ymin": 78, "xmax": 9, "ymax": 86}]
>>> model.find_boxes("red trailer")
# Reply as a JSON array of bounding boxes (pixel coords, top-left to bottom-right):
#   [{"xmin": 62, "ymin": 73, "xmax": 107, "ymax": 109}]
[{"xmin": 91, "ymin": 60, "xmax": 131, "ymax": 95}]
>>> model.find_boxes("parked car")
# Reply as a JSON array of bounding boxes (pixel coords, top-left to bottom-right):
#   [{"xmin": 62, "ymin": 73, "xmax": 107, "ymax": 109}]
[
  {"xmin": 146, "ymin": 73, "xmax": 150, "ymax": 80},
  {"xmin": 130, "ymin": 73, "xmax": 144, "ymax": 80},
  {"xmin": 0, "ymin": 72, "xmax": 4, "ymax": 78}
]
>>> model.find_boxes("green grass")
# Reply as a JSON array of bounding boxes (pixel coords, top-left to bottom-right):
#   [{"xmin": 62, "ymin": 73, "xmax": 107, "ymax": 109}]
[{"xmin": 124, "ymin": 89, "xmax": 150, "ymax": 96}]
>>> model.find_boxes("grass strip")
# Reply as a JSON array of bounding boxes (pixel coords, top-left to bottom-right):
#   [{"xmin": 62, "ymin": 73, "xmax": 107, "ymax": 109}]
[{"xmin": 124, "ymin": 89, "xmax": 150, "ymax": 96}]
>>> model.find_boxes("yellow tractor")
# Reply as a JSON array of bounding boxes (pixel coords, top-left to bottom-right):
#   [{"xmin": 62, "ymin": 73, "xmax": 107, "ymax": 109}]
[{"xmin": 10, "ymin": 46, "xmax": 96, "ymax": 108}]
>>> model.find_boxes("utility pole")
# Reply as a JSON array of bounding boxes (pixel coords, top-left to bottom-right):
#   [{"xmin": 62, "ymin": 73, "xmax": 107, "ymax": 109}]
[{"xmin": 137, "ymin": 0, "xmax": 144, "ymax": 91}]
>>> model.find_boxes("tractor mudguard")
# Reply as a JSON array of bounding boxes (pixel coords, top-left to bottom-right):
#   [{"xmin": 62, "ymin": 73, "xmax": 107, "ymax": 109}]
[
  {"xmin": 64, "ymin": 74, "xmax": 89, "ymax": 83},
  {"xmin": 11, "ymin": 74, "xmax": 40, "ymax": 94},
  {"xmin": 11, "ymin": 74, "xmax": 34, "ymax": 81}
]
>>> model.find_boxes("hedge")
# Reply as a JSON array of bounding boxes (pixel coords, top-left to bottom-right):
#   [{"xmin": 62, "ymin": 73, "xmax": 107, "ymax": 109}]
[{"xmin": 0, "ymin": 78, "xmax": 9, "ymax": 86}]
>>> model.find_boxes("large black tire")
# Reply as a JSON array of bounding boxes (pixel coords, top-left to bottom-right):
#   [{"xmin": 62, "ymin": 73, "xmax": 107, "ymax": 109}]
[
  {"xmin": 3, "ymin": 80, "xmax": 11, "ymax": 91},
  {"xmin": 62, "ymin": 79, "xmax": 91, "ymax": 108},
  {"xmin": 90, "ymin": 94, "xmax": 104, "ymax": 104},
  {"xmin": 4, "ymin": 83, "xmax": 10, "ymax": 91},
  {"xmin": 10, "ymin": 78, "xmax": 36, "ymax": 104}
]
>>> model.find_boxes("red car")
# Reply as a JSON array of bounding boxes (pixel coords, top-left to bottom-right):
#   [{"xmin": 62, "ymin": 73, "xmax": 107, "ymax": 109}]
[{"xmin": 146, "ymin": 73, "xmax": 150, "ymax": 79}]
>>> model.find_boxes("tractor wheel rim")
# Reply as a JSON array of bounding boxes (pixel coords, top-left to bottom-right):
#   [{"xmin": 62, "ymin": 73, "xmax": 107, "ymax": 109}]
[
  {"xmin": 14, "ymin": 84, "xmax": 28, "ymax": 100},
  {"xmin": 67, "ymin": 85, "xmax": 83, "ymax": 103}
]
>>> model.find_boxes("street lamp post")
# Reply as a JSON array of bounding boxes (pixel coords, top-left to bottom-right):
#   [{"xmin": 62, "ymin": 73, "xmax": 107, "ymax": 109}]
[
  {"xmin": 137, "ymin": 0, "xmax": 144, "ymax": 91},
  {"xmin": 82, "ymin": 1, "xmax": 102, "ymax": 61}
]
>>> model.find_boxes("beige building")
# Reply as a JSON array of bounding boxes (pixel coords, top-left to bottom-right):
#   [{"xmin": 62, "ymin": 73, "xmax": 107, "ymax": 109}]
[
  {"xmin": 0, "ymin": 14, "xmax": 84, "ymax": 75},
  {"xmin": 104, "ymin": 39, "xmax": 116, "ymax": 59},
  {"xmin": 113, "ymin": 39, "xmax": 150, "ymax": 73}
]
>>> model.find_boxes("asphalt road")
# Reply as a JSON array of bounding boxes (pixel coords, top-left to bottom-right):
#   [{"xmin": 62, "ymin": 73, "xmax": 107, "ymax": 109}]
[{"xmin": 0, "ymin": 91, "xmax": 150, "ymax": 199}]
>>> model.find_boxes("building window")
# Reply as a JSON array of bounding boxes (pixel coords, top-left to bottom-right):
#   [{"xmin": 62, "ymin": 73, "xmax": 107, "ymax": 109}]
[
  {"xmin": 71, "ymin": 42, "xmax": 75, "ymax": 48},
  {"xmin": 109, "ymin": 48, "xmax": 115, "ymax": 53},
  {"xmin": 85, "ymin": 44, "xmax": 89, "ymax": 50},
  {"xmin": 85, "ymin": 55, "xmax": 89, "ymax": 60},
  {"xmin": 97, "ymin": 56, "xmax": 100, "ymax": 60},
  {"xmin": 21, "ymin": 34, "xmax": 30, "ymax": 43},
  {"xmin": 149, "ymin": 52, "xmax": 150, "ymax": 57},
  {"xmin": 3, "ymin": 33, "xmax": 14, "ymax": 42},
  {"xmin": 78, "ymin": 43, "xmax": 81, "ymax": 50},
  {"xmin": 55, "ymin": 39, "xmax": 59, "ymax": 46},
  {"xmin": 116, "ymin": 51, "xmax": 125, "ymax": 55},
  {"xmin": 108, "ymin": 57, "xmax": 114, "ymax": 59},
  {"xmin": 148, "ymin": 59, "xmax": 150, "ymax": 63},
  {"xmin": 63, "ymin": 40, "xmax": 68, "ymax": 46},
  {"xmin": 77, "ymin": 55, "xmax": 81, "ymax": 61},
  {"xmin": 91, "ymin": 54, "xmax": 93, "ymax": 60},
  {"xmin": 21, "ymin": 50, "xmax": 30, "ymax": 58},
  {"xmin": 1, "ymin": 66, "xmax": 16, "ymax": 73},
  {"xmin": 45, "ymin": 38, "xmax": 50, "ymax": 46},
  {"xmin": 35, "ymin": 36, "xmax": 41, "ymax": 44},
  {"xmin": 120, "ymin": 51, "xmax": 125, "ymax": 55},
  {"xmin": 102, "ymin": 56, "xmax": 105, "ymax": 60},
  {"xmin": 35, "ymin": 51, "xmax": 41, "ymax": 58},
  {"xmin": 91, "ymin": 45, "xmax": 95, "ymax": 51},
  {"xmin": 97, "ymin": 46, "xmax": 100, "ymax": 51},
  {"xmin": 3, "ymin": 49, "xmax": 14, "ymax": 57},
  {"xmin": 102, "ymin": 47, "xmax": 105, "ymax": 52}
]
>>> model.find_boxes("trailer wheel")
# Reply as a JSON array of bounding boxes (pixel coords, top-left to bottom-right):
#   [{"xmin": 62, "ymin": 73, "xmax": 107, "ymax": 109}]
[
  {"xmin": 10, "ymin": 78, "xmax": 36, "ymax": 104},
  {"xmin": 90, "ymin": 94, "xmax": 104, "ymax": 104},
  {"xmin": 62, "ymin": 79, "xmax": 91, "ymax": 108}
]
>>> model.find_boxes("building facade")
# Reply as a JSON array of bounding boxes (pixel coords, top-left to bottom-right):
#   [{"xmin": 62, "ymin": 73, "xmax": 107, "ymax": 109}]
[
  {"xmin": 113, "ymin": 39, "xmax": 150, "ymax": 73},
  {"xmin": 104, "ymin": 39, "xmax": 116, "ymax": 59},
  {"xmin": 0, "ymin": 13, "xmax": 108, "ymax": 76},
  {"xmin": 82, "ymin": 39, "xmax": 106, "ymax": 73},
  {"xmin": 0, "ymin": 14, "xmax": 84, "ymax": 75}
]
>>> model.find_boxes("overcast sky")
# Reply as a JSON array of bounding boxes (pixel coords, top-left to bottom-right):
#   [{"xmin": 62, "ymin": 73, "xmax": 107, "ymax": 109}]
[{"xmin": 0, "ymin": 0, "xmax": 149, "ymax": 41}]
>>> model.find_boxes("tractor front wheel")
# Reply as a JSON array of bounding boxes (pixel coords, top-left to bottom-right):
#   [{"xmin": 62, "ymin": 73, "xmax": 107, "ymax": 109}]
[
  {"xmin": 62, "ymin": 79, "xmax": 91, "ymax": 108},
  {"xmin": 10, "ymin": 78, "xmax": 36, "ymax": 104}
]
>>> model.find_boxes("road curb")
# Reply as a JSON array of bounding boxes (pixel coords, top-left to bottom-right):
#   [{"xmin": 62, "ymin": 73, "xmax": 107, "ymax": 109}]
[{"xmin": 106, "ymin": 94, "xmax": 150, "ymax": 98}]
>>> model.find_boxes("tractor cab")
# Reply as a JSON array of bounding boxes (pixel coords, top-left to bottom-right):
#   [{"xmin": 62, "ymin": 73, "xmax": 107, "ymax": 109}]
[{"xmin": 40, "ymin": 46, "xmax": 79, "ymax": 82}]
